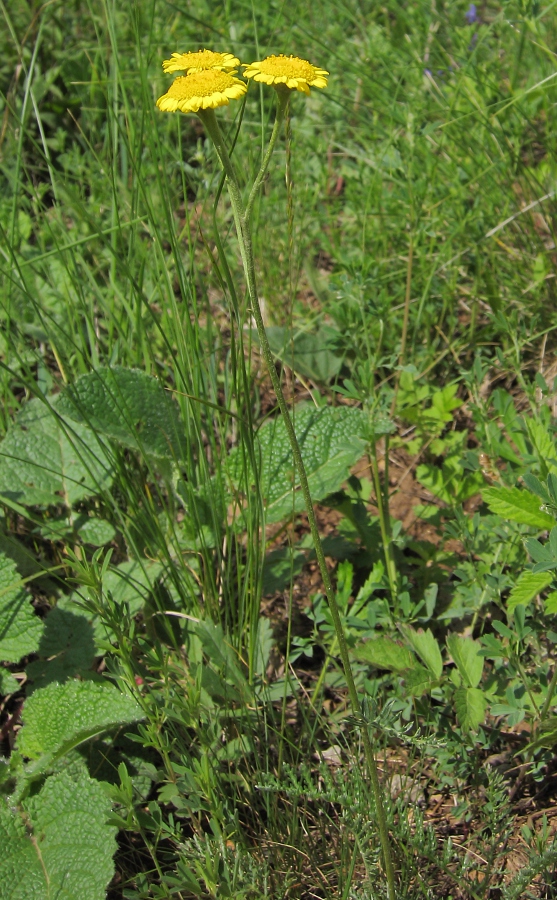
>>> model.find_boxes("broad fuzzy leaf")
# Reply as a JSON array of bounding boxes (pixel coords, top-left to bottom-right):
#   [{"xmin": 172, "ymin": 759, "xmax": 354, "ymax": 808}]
[
  {"xmin": 507, "ymin": 571, "xmax": 553, "ymax": 613},
  {"xmin": 0, "ymin": 397, "xmax": 113, "ymax": 507},
  {"xmin": 446, "ymin": 635, "xmax": 484, "ymax": 688},
  {"xmin": 482, "ymin": 486, "xmax": 555, "ymax": 529},
  {"xmin": 0, "ymin": 769, "xmax": 116, "ymax": 900},
  {"xmin": 354, "ymin": 636, "xmax": 415, "ymax": 672},
  {"xmin": 58, "ymin": 366, "xmax": 187, "ymax": 461},
  {"xmin": 17, "ymin": 679, "xmax": 144, "ymax": 765},
  {"xmin": 227, "ymin": 404, "xmax": 367, "ymax": 524},
  {"xmin": 26, "ymin": 607, "xmax": 97, "ymax": 689},
  {"xmin": 0, "ymin": 552, "xmax": 43, "ymax": 663},
  {"xmin": 454, "ymin": 686, "xmax": 487, "ymax": 731}
]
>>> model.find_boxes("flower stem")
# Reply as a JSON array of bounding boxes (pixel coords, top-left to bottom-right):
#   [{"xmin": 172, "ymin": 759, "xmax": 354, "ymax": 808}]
[
  {"xmin": 200, "ymin": 106, "xmax": 396, "ymax": 900},
  {"xmin": 245, "ymin": 88, "xmax": 290, "ymax": 225}
]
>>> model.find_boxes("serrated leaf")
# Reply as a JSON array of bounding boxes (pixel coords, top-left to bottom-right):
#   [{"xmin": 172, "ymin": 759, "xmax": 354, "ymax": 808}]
[
  {"xmin": 354, "ymin": 636, "xmax": 416, "ymax": 672},
  {"xmin": 58, "ymin": 366, "xmax": 187, "ymax": 460},
  {"xmin": 17, "ymin": 679, "xmax": 144, "ymax": 766},
  {"xmin": 524, "ymin": 418, "xmax": 557, "ymax": 476},
  {"xmin": 402, "ymin": 663, "xmax": 434, "ymax": 696},
  {"xmin": 507, "ymin": 571, "xmax": 553, "ymax": 613},
  {"xmin": 0, "ymin": 769, "xmax": 116, "ymax": 900},
  {"xmin": 446, "ymin": 635, "xmax": 484, "ymax": 688},
  {"xmin": 227, "ymin": 404, "xmax": 366, "ymax": 524},
  {"xmin": 0, "ymin": 397, "xmax": 114, "ymax": 507},
  {"xmin": 525, "ymin": 537, "xmax": 554, "ymax": 564},
  {"xmin": 522, "ymin": 473, "xmax": 552, "ymax": 504},
  {"xmin": 482, "ymin": 486, "xmax": 555, "ymax": 529},
  {"xmin": 403, "ymin": 626, "xmax": 443, "ymax": 679},
  {"xmin": 454, "ymin": 686, "xmax": 487, "ymax": 731},
  {"xmin": 545, "ymin": 591, "xmax": 557, "ymax": 614},
  {"xmin": 0, "ymin": 552, "xmax": 43, "ymax": 663}
]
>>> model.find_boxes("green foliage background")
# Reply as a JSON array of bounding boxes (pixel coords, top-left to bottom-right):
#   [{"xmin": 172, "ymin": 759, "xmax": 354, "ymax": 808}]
[{"xmin": 2, "ymin": 0, "xmax": 557, "ymax": 897}]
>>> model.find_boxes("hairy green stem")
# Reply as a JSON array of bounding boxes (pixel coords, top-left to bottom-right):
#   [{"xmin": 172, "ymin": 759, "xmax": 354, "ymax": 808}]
[{"xmin": 200, "ymin": 105, "xmax": 396, "ymax": 900}]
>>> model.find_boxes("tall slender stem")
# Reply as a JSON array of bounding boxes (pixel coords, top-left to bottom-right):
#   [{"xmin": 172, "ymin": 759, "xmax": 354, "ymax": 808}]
[
  {"xmin": 391, "ymin": 234, "xmax": 413, "ymax": 415},
  {"xmin": 200, "ymin": 105, "xmax": 396, "ymax": 900},
  {"xmin": 245, "ymin": 89, "xmax": 290, "ymax": 225}
]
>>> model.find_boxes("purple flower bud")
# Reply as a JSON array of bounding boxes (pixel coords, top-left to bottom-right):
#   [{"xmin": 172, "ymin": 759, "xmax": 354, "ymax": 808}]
[{"xmin": 465, "ymin": 4, "xmax": 479, "ymax": 24}]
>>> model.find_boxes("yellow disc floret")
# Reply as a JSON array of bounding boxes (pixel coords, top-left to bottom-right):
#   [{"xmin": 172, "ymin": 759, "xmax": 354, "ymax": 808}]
[
  {"xmin": 243, "ymin": 54, "xmax": 328, "ymax": 94},
  {"xmin": 162, "ymin": 49, "xmax": 240, "ymax": 74},
  {"xmin": 156, "ymin": 70, "xmax": 247, "ymax": 113}
]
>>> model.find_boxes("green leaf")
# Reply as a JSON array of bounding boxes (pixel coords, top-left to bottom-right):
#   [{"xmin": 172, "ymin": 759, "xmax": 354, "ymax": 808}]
[
  {"xmin": 524, "ymin": 418, "xmax": 557, "ymax": 476},
  {"xmin": 262, "ymin": 548, "xmax": 306, "ymax": 595},
  {"xmin": 78, "ymin": 517, "xmax": 116, "ymax": 546},
  {"xmin": 416, "ymin": 461, "xmax": 482, "ymax": 505},
  {"xmin": 0, "ymin": 397, "xmax": 114, "ymax": 507},
  {"xmin": 17, "ymin": 679, "xmax": 144, "ymax": 767},
  {"xmin": 25, "ymin": 607, "xmax": 97, "ymax": 689},
  {"xmin": 58, "ymin": 366, "xmax": 187, "ymax": 461},
  {"xmin": 197, "ymin": 621, "xmax": 247, "ymax": 679},
  {"xmin": 253, "ymin": 617, "xmax": 274, "ymax": 681},
  {"xmin": 545, "ymin": 591, "xmax": 557, "ymax": 614},
  {"xmin": 446, "ymin": 635, "xmax": 484, "ymax": 688},
  {"xmin": 227, "ymin": 404, "xmax": 366, "ymax": 524},
  {"xmin": 402, "ymin": 626, "xmax": 443, "ymax": 679},
  {"xmin": 354, "ymin": 636, "xmax": 415, "ymax": 672},
  {"xmin": 524, "ymin": 716, "xmax": 557, "ymax": 751},
  {"xmin": 101, "ymin": 560, "xmax": 163, "ymax": 614},
  {"xmin": 0, "ymin": 669, "xmax": 19, "ymax": 695},
  {"xmin": 0, "ymin": 769, "xmax": 116, "ymax": 900},
  {"xmin": 59, "ymin": 559, "xmax": 162, "ymax": 652},
  {"xmin": 454, "ymin": 686, "xmax": 487, "ymax": 731},
  {"xmin": 482, "ymin": 486, "xmax": 555, "ymax": 529},
  {"xmin": 402, "ymin": 663, "xmax": 435, "ymax": 697},
  {"xmin": 0, "ymin": 552, "xmax": 43, "ymax": 663},
  {"xmin": 265, "ymin": 326, "xmax": 343, "ymax": 383},
  {"xmin": 507, "ymin": 571, "xmax": 553, "ymax": 613}
]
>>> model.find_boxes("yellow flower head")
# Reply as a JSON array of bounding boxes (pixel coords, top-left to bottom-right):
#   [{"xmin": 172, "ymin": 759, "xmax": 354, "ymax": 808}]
[
  {"xmin": 243, "ymin": 54, "xmax": 328, "ymax": 94},
  {"xmin": 162, "ymin": 49, "xmax": 240, "ymax": 74},
  {"xmin": 156, "ymin": 70, "xmax": 247, "ymax": 114}
]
